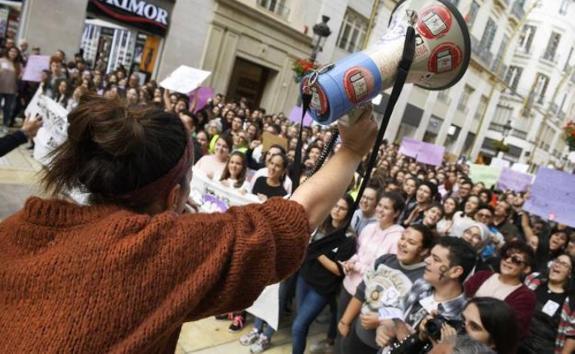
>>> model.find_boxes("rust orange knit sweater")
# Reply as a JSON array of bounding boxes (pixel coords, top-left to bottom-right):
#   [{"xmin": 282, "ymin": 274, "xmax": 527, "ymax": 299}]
[{"xmin": 0, "ymin": 197, "xmax": 310, "ymax": 353}]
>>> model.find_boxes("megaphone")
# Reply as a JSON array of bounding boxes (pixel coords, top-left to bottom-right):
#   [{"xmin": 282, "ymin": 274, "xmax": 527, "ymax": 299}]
[{"xmin": 301, "ymin": 0, "xmax": 471, "ymax": 125}]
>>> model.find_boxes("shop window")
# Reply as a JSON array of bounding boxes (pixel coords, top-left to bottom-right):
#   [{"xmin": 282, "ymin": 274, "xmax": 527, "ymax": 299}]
[{"xmin": 336, "ymin": 8, "xmax": 368, "ymax": 53}]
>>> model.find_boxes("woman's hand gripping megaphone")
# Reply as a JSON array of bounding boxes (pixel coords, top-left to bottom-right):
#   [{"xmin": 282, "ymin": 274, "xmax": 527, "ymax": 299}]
[{"xmin": 338, "ymin": 104, "xmax": 377, "ymax": 159}]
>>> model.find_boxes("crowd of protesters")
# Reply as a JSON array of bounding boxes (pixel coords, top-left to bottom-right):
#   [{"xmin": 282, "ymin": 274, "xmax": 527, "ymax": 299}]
[{"xmin": 1, "ymin": 36, "xmax": 575, "ymax": 354}]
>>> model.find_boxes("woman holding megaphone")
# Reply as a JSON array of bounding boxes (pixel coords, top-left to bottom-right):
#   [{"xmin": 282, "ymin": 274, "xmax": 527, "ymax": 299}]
[{"xmin": 0, "ymin": 95, "xmax": 376, "ymax": 353}]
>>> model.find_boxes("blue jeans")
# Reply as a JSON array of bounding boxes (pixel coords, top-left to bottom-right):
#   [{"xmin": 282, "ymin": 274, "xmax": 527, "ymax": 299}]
[
  {"xmin": 253, "ymin": 278, "xmax": 292, "ymax": 339},
  {"xmin": 291, "ymin": 275, "xmax": 331, "ymax": 354},
  {"xmin": 0, "ymin": 93, "xmax": 16, "ymax": 127}
]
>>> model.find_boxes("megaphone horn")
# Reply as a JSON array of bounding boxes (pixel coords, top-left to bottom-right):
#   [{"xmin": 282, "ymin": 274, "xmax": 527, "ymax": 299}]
[{"xmin": 301, "ymin": 0, "xmax": 471, "ymax": 125}]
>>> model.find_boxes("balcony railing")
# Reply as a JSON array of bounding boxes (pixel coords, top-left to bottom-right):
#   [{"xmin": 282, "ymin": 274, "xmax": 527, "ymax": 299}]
[
  {"xmin": 471, "ymin": 36, "xmax": 494, "ymax": 68},
  {"xmin": 510, "ymin": 129, "xmax": 527, "ymax": 140}
]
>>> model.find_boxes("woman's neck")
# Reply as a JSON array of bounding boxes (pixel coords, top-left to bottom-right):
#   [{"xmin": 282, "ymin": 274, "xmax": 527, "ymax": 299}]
[
  {"xmin": 498, "ymin": 273, "xmax": 521, "ymax": 286},
  {"xmin": 331, "ymin": 219, "xmax": 342, "ymax": 229},
  {"xmin": 266, "ymin": 176, "xmax": 281, "ymax": 186},
  {"xmin": 379, "ymin": 219, "xmax": 394, "ymax": 230},
  {"xmin": 548, "ymin": 279, "xmax": 566, "ymax": 293}
]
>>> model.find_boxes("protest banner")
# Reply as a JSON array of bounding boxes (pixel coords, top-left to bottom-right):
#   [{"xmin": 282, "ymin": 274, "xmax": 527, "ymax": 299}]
[
  {"xmin": 22, "ymin": 55, "xmax": 50, "ymax": 82},
  {"xmin": 496, "ymin": 167, "xmax": 533, "ymax": 192},
  {"xmin": 159, "ymin": 65, "xmax": 211, "ymax": 94},
  {"xmin": 189, "ymin": 167, "xmax": 260, "ymax": 213},
  {"xmin": 288, "ymin": 105, "xmax": 313, "ymax": 127},
  {"xmin": 417, "ymin": 142, "xmax": 445, "ymax": 166},
  {"xmin": 189, "ymin": 86, "xmax": 214, "ymax": 113},
  {"xmin": 398, "ymin": 137, "xmax": 421, "ymax": 158},
  {"xmin": 28, "ymin": 92, "xmax": 69, "ymax": 165},
  {"xmin": 469, "ymin": 164, "xmax": 501, "ymax": 188},
  {"xmin": 511, "ymin": 162, "xmax": 529, "ymax": 173},
  {"xmin": 524, "ymin": 167, "xmax": 575, "ymax": 227},
  {"xmin": 262, "ymin": 131, "xmax": 288, "ymax": 153},
  {"xmin": 490, "ymin": 157, "xmax": 510, "ymax": 169}
]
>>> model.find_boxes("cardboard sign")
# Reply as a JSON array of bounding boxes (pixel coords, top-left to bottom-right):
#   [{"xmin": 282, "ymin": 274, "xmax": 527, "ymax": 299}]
[
  {"xmin": 159, "ymin": 65, "xmax": 211, "ymax": 94},
  {"xmin": 262, "ymin": 131, "xmax": 288, "ymax": 153},
  {"xmin": 417, "ymin": 142, "xmax": 445, "ymax": 166},
  {"xmin": 22, "ymin": 55, "xmax": 50, "ymax": 82},
  {"xmin": 524, "ymin": 167, "xmax": 575, "ymax": 227}
]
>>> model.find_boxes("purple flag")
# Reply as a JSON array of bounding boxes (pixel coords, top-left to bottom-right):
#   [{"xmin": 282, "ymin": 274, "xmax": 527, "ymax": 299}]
[
  {"xmin": 417, "ymin": 142, "xmax": 445, "ymax": 166},
  {"xmin": 189, "ymin": 86, "xmax": 214, "ymax": 114},
  {"xmin": 496, "ymin": 168, "xmax": 532, "ymax": 192},
  {"xmin": 524, "ymin": 167, "xmax": 575, "ymax": 227},
  {"xmin": 398, "ymin": 137, "xmax": 422, "ymax": 158},
  {"xmin": 288, "ymin": 106, "xmax": 313, "ymax": 127}
]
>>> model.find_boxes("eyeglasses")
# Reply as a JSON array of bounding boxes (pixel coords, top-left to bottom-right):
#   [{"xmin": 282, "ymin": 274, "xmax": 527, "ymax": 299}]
[
  {"xmin": 554, "ymin": 259, "xmax": 572, "ymax": 270},
  {"xmin": 476, "ymin": 213, "xmax": 491, "ymax": 219},
  {"xmin": 503, "ymin": 252, "xmax": 526, "ymax": 266}
]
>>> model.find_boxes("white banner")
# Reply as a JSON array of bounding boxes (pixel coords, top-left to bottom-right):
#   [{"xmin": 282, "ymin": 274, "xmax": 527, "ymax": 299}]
[{"xmin": 26, "ymin": 89, "xmax": 69, "ymax": 165}]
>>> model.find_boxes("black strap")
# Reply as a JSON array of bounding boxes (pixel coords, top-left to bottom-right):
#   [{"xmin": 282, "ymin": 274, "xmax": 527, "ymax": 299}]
[{"xmin": 292, "ymin": 92, "xmax": 312, "ymax": 190}]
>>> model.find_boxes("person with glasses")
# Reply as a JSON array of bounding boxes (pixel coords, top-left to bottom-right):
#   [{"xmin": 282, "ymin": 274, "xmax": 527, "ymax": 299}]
[
  {"xmin": 464, "ymin": 240, "xmax": 536, "ymax": 338},
  {"xmin": 521, "ymin": 254, "xmax": 575, "ymax": 353}
]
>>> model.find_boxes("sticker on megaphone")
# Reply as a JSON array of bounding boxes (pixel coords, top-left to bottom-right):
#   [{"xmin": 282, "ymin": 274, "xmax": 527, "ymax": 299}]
[{"xmin": 301, "ymin": 0, "xmax": 471, "ymax": 125}]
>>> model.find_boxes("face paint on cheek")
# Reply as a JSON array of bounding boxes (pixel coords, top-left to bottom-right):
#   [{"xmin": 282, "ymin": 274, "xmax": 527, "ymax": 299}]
[{"xmin": 438, "ymin": 265, "xmax": 449, "ymax": 280}]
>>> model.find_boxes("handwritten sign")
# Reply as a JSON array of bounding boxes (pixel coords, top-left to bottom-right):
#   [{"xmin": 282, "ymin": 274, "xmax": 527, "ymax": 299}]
[
  {"xmin": 22, "ymin": 55, "xmax": 50, "ymax": 82},
  {"xmin": 189, "ymin": 167, "xmax": 260, "ymax": 212},
  {"xmin": 159, "ymin": 65, "xmax": 211, "ymax": 94},
  {"xmin": 417, "ymin": 142, "xmax": 445, "ymax": 166},
  {"xmin": 524, "ymin": 168, "xmax": 575, "ymax": 227},
  {"xmin": 496, "ymin": 167, "xmax": 533, "ymax": 192},
  {"xmin": 27, "ymin": 90, "xmax": 69, "ymax": 165}
]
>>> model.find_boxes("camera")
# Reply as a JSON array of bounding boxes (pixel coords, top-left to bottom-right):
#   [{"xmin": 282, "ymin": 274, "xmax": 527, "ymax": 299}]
[
  {"xmin": 388, "ymin": 315, "xmax": 462, "ymax": 354},
  {"xmin": 424, "ymin": 314, "xmax": 462, "ymax": 342}
]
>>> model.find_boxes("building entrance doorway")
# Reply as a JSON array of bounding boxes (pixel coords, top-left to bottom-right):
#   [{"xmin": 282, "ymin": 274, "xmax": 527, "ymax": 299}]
[{"xmin": 226, "ymin": 57, "xmax": 272, "ymax": 108}]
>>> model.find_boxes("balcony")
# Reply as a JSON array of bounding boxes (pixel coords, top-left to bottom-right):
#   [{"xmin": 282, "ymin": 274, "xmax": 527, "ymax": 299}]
[
  {"xmin": 511, "ymin": 1, "xmax": 526, "ymax": 20},
  {"xmin": 471, "ymin": 36, "xmax": 494, "ymax": 68},
  {"xmin": 256, "ymin": 0, "xmax": 290, "ymax": 19},
  {"xmin": 510, "ymin": 129, "xmax": 527, "ymax": 140}
]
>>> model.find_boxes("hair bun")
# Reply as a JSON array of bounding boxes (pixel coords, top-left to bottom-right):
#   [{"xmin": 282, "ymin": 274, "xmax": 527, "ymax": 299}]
[{"xmin": 68, "ymin": 94, "xmax": 145, "ymax": 157}]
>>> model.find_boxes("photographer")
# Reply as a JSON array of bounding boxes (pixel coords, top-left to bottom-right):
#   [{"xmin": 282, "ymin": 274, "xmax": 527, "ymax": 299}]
[
  {"xmin": 375, "ymin": 237, "xmax": 476, "ymax": 353},
  {"xmin": 425, "ymin": 297, "xmax": 519, "ymax": 354}
]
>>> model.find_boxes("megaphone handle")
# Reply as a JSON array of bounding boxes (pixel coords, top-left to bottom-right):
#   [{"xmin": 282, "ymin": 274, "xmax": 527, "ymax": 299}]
[{"xmin": 348, "ymin": 26, "xmax": 416, "ymax": 218}]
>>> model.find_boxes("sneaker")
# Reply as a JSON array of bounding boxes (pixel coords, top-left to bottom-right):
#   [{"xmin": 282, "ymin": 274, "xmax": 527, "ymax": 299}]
[
  {"xmin": 240, "ymin": 329, "xmax": 260, "ymax": 346},
  {"xmin": 309, "ymin": 338, "xmax": 335, "ymax": 354},
  {"xmin": 249, "ymin": 335, "xmax": 271, "ymax": 353},
  {"xmin": 215, "ymin": 313, "xmax": 233, "ymax": 320},
  {"xmin": 228, "ymin": 314, "xmax": 245, "ymax": 332}
]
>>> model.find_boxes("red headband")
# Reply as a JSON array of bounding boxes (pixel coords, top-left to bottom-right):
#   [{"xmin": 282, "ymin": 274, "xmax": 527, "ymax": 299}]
[{"xmin": 117, "ymin": 139, "xmax": 194, "ymax": 205}]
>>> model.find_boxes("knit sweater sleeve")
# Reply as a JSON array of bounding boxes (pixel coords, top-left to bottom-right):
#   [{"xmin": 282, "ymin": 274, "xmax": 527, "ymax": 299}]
[{"xmin": 174, "ymin": 197, "xmax": 310, "ymax": 320}]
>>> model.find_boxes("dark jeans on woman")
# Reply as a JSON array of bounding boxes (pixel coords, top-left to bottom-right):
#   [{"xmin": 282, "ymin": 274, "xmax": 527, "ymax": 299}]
[
  {"xmin": 292, "ymin": 275, "xmax": 332, "ymax": 354},
  {"xmin": 0, "ymin": 93, "xmax": 16, "ymax": 127}
]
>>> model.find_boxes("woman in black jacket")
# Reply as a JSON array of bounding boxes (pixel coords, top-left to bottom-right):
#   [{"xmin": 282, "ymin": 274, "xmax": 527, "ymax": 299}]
[{"xmin": 291, "ymin": 194, "xmax": 357, "ymax": 354}]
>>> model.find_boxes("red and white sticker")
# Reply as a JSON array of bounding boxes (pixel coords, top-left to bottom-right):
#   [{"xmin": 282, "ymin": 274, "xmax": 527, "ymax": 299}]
[
  {"xmin": 343, "ymin": 67, "xmax": 375, "ymax": 104},
  {"xmin": 428, "ymin": 43, "xmax": 462, "ymax": 74},
  {"xmin": 417, "ymin": 5, "xmax": 452, "ymax": 40}
]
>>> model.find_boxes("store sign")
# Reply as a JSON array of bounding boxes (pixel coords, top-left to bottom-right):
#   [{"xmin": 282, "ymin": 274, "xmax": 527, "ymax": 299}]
[{"xmin": 88, "ymin": 0, "xmax": 171, "ymax": 36}]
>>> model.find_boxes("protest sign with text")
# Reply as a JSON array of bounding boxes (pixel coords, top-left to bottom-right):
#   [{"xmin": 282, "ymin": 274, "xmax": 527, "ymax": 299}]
[
  {"xmin": 524, "ymin": 168, "xmax": 575, "ymax": 227},
  {"xmin": 160, "ymin": 65, "xmax": 211, "ymax": 94}
]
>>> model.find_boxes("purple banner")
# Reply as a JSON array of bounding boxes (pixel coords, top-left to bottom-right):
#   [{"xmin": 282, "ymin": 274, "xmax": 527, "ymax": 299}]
[
  {"xmin": 496, "ymin": 167, "xmax": 532, "ymax": 192},
  {"xmin": 288, "ymin": 106, "xmax": 313, "ymax": 127},
  {"xmin": 524, "ymin": 167, "xmax": 575, "ymax": 227},
  {"xmin": 189, "ymin": 86, "xmax": 214, "ymax": 113},
  {"xmin": 398, "ymin": 137, "xmax": 421, "ymax": 158},
  {"xmin": 417, "ymin": 142, "xmax": 445, "ymax": 166}
]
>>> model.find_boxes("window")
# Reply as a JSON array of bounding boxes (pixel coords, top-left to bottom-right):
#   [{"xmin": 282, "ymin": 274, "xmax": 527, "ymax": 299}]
[
  {"xmin": 505, "ymin": 66, "xmax": 523, "ymax": 91},
  {"xmin": 336, "ymin": 8, "xmax": 368, "ymax": 53},
  {"xmin": 533, "ymin": 73, "xmax": 550, "ymax": 104},
  {"xmin": 466, "ymin": 1, "xmax": 480, "ymax": 28},
  {"xmin": 543, "ymin": 32, "xmax": 561, "ymax": 62},
  {"xmin": 257, "ymin": 0, "xmax": 289, "ymax": 19},
  {"xmin": 517, "ymin": 25, "xmax": 537, "ymax": 53},
  {"xmin": 474, "ymin": 96, "xmax": 488, "ymax": 121},
  {"xmin": 559, "ymin": 0, "xmax": 571, "ymax": 15},
  {"xmin": 458, "ymin": 85, "xmax": 474, "ymax": 112},
  {"xmin": 479, "ymin": 18, "xmax": 497, "ymax": 52}
]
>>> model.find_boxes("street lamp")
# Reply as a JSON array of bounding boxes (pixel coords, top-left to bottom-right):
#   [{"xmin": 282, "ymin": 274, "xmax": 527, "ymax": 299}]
[
  {"xmin": 310, "ymin": 15, "xmax": 331, "ymax": 62},
  {"xmin": 496, "ymin": 120, "xmax": 513, "ymax": 159}
]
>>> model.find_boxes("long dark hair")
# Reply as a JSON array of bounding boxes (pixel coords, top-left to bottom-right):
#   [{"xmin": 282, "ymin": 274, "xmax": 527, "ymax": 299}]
[
  {"xmin": 318, "ymin": 194, "xmax": 355, "ymax": 236},
  {"xmin": 466, "ymin": 297, "xmax": 519, "ymax": 354},
  {"xmin": 220, "ymin": 151, "xmax": 247, "ymax": 188},
  {"xmin": 42, "ymin": 94, "xmax": 188, "ymax": 212}
]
